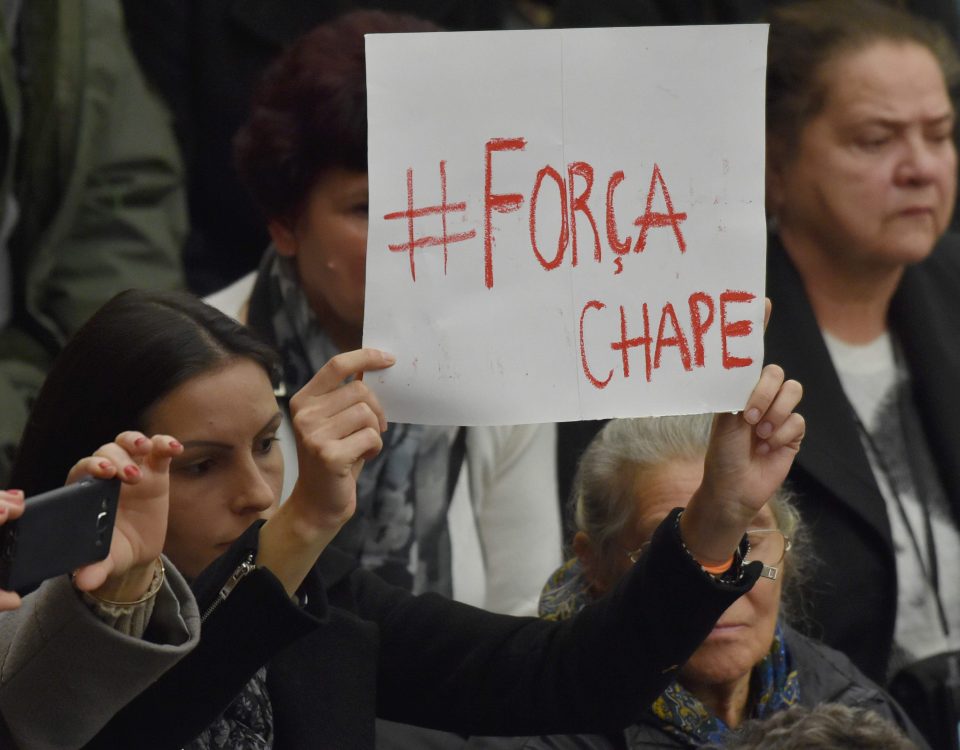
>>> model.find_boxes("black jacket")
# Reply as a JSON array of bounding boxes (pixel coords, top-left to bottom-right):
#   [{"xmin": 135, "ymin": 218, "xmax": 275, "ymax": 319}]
[
  {"xmin": 763, "ymin": 233, "xmax": 960, "ymax": 684},
  {"xmin": 88, "ymin": 510, "xmax": 760, "ymax": 749}
]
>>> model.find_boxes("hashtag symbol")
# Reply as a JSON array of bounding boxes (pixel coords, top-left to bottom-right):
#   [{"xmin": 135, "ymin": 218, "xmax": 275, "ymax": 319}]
[{"xmin": 383, "ymin": 161, "xmax": 476, "ymax": 282}]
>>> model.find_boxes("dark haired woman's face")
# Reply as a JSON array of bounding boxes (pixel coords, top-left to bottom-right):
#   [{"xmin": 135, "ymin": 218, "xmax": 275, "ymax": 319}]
[
  {"xmin": 770, "ymin": 41, "xmax": 955, "ymax": 272},
  {"xmin": 142, "ymin": 358, "xmax": 284, "ymax": 578},
  {"xmin": 270, "ymin": 168, "xmax": 369, "ymax": 350}
]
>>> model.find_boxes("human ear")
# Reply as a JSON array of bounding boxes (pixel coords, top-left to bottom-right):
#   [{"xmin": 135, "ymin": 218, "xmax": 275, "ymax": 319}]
[
  {"xmin": 268, "ymin": 219, "xmax": 299, "ymax": 258},
  {"xmin": 573, "ymin": 530, "xmax": 609, "ymax": 596}
]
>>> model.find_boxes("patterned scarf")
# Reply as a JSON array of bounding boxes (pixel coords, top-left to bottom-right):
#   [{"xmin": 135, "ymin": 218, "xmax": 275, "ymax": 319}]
[
  {"xmin": 185, "ymin": 667, "xmax": 273, "ymax": 750},
  {"xmin": 262, "ymin": 250, "xmax": 454, "ymax": 594},
  {"xmin": 539, "ymin": 558, "xmax": 801, "ymax": 747},
  {"xmin": 538, "ymin": 557, "xmax": 593, "ymax": 622},
  {"xmin": 644, "ymin": 624, "xmax": 800, "ymax": 747}
]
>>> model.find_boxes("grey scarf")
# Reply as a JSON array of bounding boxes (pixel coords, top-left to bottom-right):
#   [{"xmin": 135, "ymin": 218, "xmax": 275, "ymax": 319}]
[{"xmin": 264, "ymin": 251, "xmax": 455, "ymax": 595}]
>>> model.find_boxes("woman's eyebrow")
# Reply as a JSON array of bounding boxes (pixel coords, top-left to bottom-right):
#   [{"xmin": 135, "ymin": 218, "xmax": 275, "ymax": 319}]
[
  {"xmin": 179, "ymin": 412, "xmax": 282, "ymax": 451},
  {"xmin": 256, "ymin": 412, "xmax": 283, "ymax": 437},
  {"xmin": 179, "ymin": 439, "xmax": 232, "ymax": 451},
  {"xmin": 847, "ymin": 110, "xmax": 955, "ymax": 128},
  {"xmin": 925, "ymin": 112, "xmax": 956, "ymax": 127}
]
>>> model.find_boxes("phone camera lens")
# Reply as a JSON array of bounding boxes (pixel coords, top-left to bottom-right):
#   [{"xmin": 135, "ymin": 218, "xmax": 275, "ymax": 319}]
[{"xmin": 95, "ymin": 511, "xmax": 110, "ymax": 546}]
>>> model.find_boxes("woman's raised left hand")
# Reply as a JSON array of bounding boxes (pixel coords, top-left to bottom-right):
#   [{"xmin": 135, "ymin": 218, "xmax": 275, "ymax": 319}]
[{"xmin": 257, "ymin": 348, "xmax": 395, "ymax": 596}]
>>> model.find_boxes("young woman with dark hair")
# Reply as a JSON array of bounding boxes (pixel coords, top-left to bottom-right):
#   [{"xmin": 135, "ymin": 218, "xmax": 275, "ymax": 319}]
[
  {"xmin": 11, "ymin": 289, "xmax": 805, "ymax": 748},
  {"xmin": 12, "ymin": 290, "xmax": 281, "ymax": 500}
]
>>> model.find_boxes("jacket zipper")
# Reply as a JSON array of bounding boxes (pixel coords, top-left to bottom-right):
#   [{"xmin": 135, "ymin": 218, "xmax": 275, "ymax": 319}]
[{"xmin": 200, "ymin": 551, "xmax": 257, "ymax": 623}]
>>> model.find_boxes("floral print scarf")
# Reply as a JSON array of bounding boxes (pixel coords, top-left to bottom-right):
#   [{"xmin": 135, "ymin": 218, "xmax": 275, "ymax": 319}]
[{"xmin": 642, "ymin": 625, "xmax": 800, "ymax": 747}]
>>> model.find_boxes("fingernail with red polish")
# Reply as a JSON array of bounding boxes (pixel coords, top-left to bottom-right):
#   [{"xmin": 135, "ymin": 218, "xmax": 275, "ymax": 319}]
[
  {"xmin": 99, "ymin": 460, "xmax": 112, "ymax": 471},
  {"xmin": 134, "ymin": 437, "xmax": 147, "ymax": 447},
  {"xmin": 124, "ymin": 465, "xmax": 141, "ymax": 479},
  {"xmin": 169, "ymin": 439, "xmax": 182, "ymax": 450}
]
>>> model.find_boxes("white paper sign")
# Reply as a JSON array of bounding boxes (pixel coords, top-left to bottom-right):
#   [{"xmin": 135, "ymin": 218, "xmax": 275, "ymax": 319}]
[{"xmin": 364, "ymin": 25, "xmax": 768, "ymax": 425}]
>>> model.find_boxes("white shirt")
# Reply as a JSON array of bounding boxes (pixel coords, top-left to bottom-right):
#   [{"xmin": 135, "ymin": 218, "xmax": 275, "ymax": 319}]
[{"xmin": 825, "ymin": 330, "xmax": 960, "ymax": 674}]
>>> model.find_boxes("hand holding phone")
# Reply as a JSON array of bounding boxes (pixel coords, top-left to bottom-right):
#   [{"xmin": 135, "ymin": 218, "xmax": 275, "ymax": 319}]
[
  {"xmin": 0, "ymin": 479, "xmax": 120, "ymax": 595},
  {"xmin": 0, "ymin": 433, "xmax": 182, "ymax": 604},
  {"xmin": 65, "ymin": 431, "xmax": 183, "ymax": 603}
]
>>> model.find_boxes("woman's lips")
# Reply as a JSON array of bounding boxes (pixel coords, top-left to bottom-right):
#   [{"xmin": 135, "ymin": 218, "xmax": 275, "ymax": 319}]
[{"xmin": 898, "ymin": 206, "xmax": 934, "ymax": 216}]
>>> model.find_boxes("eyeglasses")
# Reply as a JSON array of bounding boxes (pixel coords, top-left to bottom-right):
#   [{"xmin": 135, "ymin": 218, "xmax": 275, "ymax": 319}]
[
  {"xmin": 624, "ymin": 528, "xmax": 791, "ymax": 580},
  {"xmin": 743, "ymin": 529, "xmax": 791, "ymax": 581}
]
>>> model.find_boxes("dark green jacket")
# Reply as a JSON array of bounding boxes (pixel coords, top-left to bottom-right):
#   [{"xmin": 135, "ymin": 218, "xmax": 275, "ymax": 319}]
[{"xmin": 0, "ymin": 0, "xmax": 186, "ymax": 483}]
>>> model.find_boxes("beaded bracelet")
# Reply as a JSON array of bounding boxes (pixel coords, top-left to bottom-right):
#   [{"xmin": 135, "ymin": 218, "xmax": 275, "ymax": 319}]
[{"xmin": 674, "ymin": 510, "xmax": 746, "ymax": 581}]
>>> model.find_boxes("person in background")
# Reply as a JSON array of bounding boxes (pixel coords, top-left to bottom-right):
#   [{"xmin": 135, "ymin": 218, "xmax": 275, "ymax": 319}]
[
  {"xmin": 0, "ymin": 435, "xmax": 200, "ymax": 749},
  {"xmin": 474, "ymin": 414, "xmax": 925, "ymax": 749},
  {"xmin": 0, "ymin": 0, "xmax": 187, "ymax": 486},
  {"xmin": 12, "ymin": 289, "xmax": 803, "ymax": 748},
  {"xmin": 208, "ymin": 10, "xmax": 562, "ymax": 621},
  {"xmin": 552, "ymin": 0, "xmax": 960, "ymax": 529},
  {"xmin": 120, "ymin": 0, "xmax": 506, "ymax": 294},
  {"xmin": 550, "ymin": 0, "xmax": 958, "ymax": 38},
  {"xmin": 762, "ymin": 0, "xmax": 960, "ymax": 689}
]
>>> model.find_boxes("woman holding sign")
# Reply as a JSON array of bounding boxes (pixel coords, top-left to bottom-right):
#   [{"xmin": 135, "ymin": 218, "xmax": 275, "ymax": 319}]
[
  {"xmin": 206, "ymin": 10, "xmax": 563, "ymax": 622},
  {"xmin": 11, "ymin": 288, "xmax": 804, "ymax": 748},
  {"xmin": 474, "ymin": 415, "xmax": 924, "ymax": 749},
  {"xmin": 763, "ymin": 0, "xmax": 960, "ymax": 700}
]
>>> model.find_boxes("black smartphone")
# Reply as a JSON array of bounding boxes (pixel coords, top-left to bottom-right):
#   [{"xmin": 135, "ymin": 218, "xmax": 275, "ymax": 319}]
[{"xmin": 0, "ymin": 477, "xmax": 121, "ymax": 594}]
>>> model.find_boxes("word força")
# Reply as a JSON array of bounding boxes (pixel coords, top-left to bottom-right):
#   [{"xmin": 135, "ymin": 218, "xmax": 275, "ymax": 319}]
[
  {"xmin": 579, "ymin": 290, "xmax": 754, "ymax": 390},
  {"xmin": 381, "ymin": 137, "xmax": 688, "ymax": 287}
]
